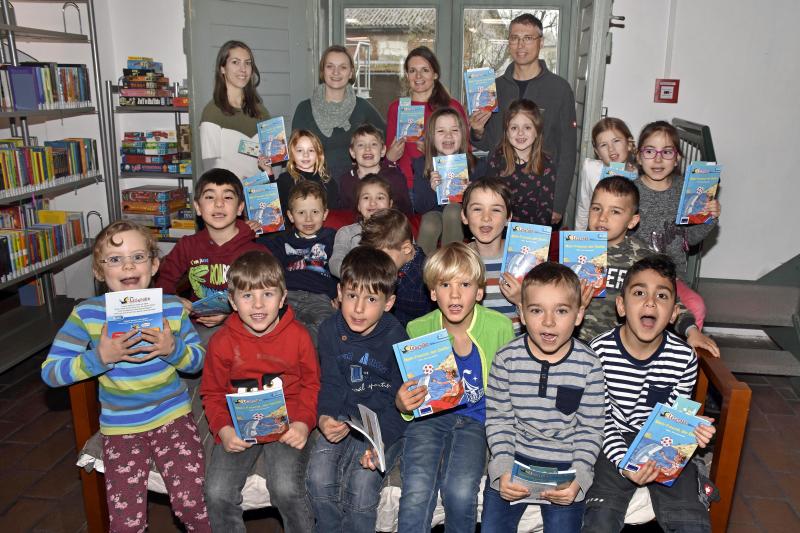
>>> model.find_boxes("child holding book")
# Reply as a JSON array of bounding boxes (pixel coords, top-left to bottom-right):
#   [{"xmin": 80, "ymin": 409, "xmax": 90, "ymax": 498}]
[
  {"xmin": 579, "ymin": 176, "xmax": 719, "ymax": 357},
  {"xmin": 482, "ymin": 262, "xmax": 604, "ymax": 533},
  {"xmin": 359, "ymin": 208, "xmax": 432, "ymax": 326},
  {"xmin": 259, "ymin": 180, "xmax": 337, "ymax": 345},
  {"xmin": 575, "ymin": 117, "xmax": 637, "ymax": 230},
  {"xmin": 459, "ymin": 177, "xmax": 524, "ymax": 333},
  {"xmin": 276, "ymin": 129, "xmax": 339, "ymax": 214},
  {"xmin": 337, "ymin": 123, "xmax": 412, "ymax": 215},
  {"xmin": 412, "ymin": 107, "xmax": 482, "ymax": 255},
  {"xmin": 330, "ymin": 174, "xmax": 394, "ymax": 277},
  {"xmin": 486, "ymin": 99, "xmax": 556, "ymax": 226},
  {"xmin": 395, "ymin": 242, "xmax": 514, "ymax": 532},
  {"xmin": 307, "ymin": 246, "xmax": 408, "ymax": 533},
  {"xmin": 201, "ymin": 250, "xmax": 319, "ymax": 533},
  {"xmin": 582, "ymin": 255, "xmax": 716, "ymax": 533},
  {"xmin": 632, "ymin": 121, "xmax": 720, "ymax": 329},
  {"xmin": 155, "ymin": 168, "xmax": 267, "ymax": 342},
  {"xmin": 42, "ymin": 220, "xmax": 210, "ymax": 532}
]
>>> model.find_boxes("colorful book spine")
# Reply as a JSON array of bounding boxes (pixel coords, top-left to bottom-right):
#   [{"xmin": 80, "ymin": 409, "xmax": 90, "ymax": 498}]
[
  {"xmin": 675, "ymin": 162, "xmax": 722, "ymax": 225},
  {"xmin": 396, "ymin": 102, "xmax": 425, "ymax": 142},
  {"xmin": 257, "ymin": 117, "xmax": 289, "ymax": 164},
  {"xmin": 434, "ymin": 153, "xmax": 469, "ymax": 205},
  {"xmin": 244, "ymin": 182, "xmax": 284, "ymax": 235},
  {"xmin": 463, "ymin": 67, "xmax": 498, "ymax": 115},
  {"xmin": 392, "ymin": 329, "xmax": 461, "ymax": 418},
  {"xmin": 121, "ymin": 185, "xmax": 188, "ymax": 202},
  {"xmin": 559, "ymin": 231, "xmax": 608, "ymax": 297},
  {"xmin": 500, "ymin": 223, "xmax": 552, "ymax": 281}
]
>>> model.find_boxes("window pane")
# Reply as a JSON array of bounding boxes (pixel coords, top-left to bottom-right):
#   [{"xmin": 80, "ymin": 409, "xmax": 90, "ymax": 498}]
[
  {"xmin": 344, "ymin": 8, "xmax": 437, "ymax": 118},
  {"xmin": 462, "ymin": 8, "xmax": 559, "ymax": 96}
]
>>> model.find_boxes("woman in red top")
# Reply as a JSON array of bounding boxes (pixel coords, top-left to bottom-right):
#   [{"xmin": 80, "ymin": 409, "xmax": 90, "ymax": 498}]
[{"xmin": 385, "ymin": 46, "xmax": 469, "ymax": 192}]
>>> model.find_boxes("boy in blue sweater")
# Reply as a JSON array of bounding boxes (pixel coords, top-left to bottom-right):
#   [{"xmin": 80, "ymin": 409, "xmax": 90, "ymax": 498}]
[
  {"xmin": 260, "ymin": 180, "xmax": 337, "ymax": 344},
  {"xmin": 306, "ymin": 245, "xmax": 408, "ymax": 533}
]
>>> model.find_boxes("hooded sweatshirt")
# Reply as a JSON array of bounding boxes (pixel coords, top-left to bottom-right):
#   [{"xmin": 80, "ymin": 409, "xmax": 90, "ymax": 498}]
[
  {"xmin": 200, "ymin": 305, "xmax": 320, "ymax": 443},
  {"xmin": 155, "ymin": 219, "xmax": 267, "ymax": 300}
]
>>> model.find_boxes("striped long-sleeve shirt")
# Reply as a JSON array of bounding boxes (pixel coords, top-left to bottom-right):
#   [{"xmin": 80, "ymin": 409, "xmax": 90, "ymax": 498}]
[
  {"xmin": 591, "ymin": 327, "xmax": 698, "ymax": 467},
  {"xmin": 485, "ymin": 336, "xmax": 605, "ymax": 498},
  {"xmin": 42, "ymin": 294, "xmax": 205, "ymax": 435},
  {"xmin": 480, "ymin": 254, "xmax": 522, "ymax": 334}
]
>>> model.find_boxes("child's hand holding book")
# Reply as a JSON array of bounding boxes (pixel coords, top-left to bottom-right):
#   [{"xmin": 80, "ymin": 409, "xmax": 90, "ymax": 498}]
[
  {"xmin": 279, "ymin": 421, "xmax": 310, "ymax": 449},
  {"xmin": 499, "ymin": 273, "xmax": 522, "ymax": 306},
  {"xmin": 429, "ymin": 171, "xmax": 442, "ymax": 191},
  {"xmin": 541, "ymin": 479, "xmax": 580, "ymax": 505},
  {"xmin": 319, "ymin": 415, "xmax": 350, "ymax": 443},
  {"xmin": 621, "ymin": 460, "xmax": 660, "ymax": 486},
  {"xmin": 137, "ymin": 318, "xmax": 175, "ymax": 357},
  {"xmin": 694, "ymin": 417, "xmax": 716, "ymax": 448},
  {"xmin": 395, "ymin": 379, "xmax": 428, "ymax": 414},
  {"xmin": 360, "ymin": 448, "xmax": 380, "ymax": 471},
  {"xmin": 218, "ymin": 425, "xmax": 254, "ymax": 453},
  {"xmin": 498, "ymin": 472, "xmax": 531, "ymax": 502}
]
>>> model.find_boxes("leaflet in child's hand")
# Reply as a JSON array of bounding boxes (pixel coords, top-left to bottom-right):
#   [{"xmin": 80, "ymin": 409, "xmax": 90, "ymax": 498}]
[
  {"xmin": 463, "ymin": 67, "xmax": 498, "ymax": 115},
  {"xmin": 600, "ymin": 162, "xmax": 637, "ymax": 180},
  {"xmin": 345, "ymin": 404, "xmax": 387, "ymax": 472},
  {"xmin": 257, "ymin": 117, "xmax": 289, "ymax": 164},
  {"xmin": 675, "ymin": 162, "xmax": 721, "ymax": 225},
  {"xmin": 244, "ymin": 181, "xmax": 284, "ymax": 235},
  {"xmin": 238, "ymin": 139, "xmax": 260, "ymax": 158},
  {"xmin": 510, "ymin": 460, "xmax": 576, "ymax": 505},
  {"xmin": 191, "ymin": 289, "xmax": 231, "ymax": 317},
  {"xmin": 105, "ymin": 288, "xmax": 163, "ymax": 353},
  {"xmin": 500, "ymin": 223, "xmax": 552, "ymax": 281},
  {"xmin": 393, "ymin": 329, "xmax": 465, "ymax": 418},
  {"xmin": 434, "ymin": 153, "xmax": 469, "ymax": 205},
  {"xmin": 226, "ymin": 377, "xmax": 290, "ymax": 444},
  {"xmin": 559, "ymin": 231, "xmax": 608, "ymax": 298},
  {"xmin": 619, "ymin": 397, "xmax": 706, "ymax": 486},
  {"xmin": 397, "ymin": 100, "xmax": 425, "ymax": 142}
]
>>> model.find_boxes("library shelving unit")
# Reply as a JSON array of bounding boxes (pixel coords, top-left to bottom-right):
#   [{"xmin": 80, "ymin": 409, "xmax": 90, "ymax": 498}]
[
  {"xmin": 0, "ymin": 0, "xmax": 112, "ymax": 373},
  {"xmin": 104, "ymin": 80, "xmax": 193, "ymax": 227}
]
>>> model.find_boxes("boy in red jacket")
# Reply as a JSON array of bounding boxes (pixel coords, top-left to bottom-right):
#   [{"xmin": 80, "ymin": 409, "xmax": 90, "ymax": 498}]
[
  {"xmin": 200, "ymin": 250, "xmax": 320, "ymax": 533},
  {"xmin": 155, "ymin": 168, "xmax": 267, "ymax": 342}
]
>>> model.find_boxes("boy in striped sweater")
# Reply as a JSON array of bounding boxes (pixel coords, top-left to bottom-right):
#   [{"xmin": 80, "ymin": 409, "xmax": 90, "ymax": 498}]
[
  {"xmin": 482, "ymin": 262, "xmax": 604, "ymax": 533},
  {"xmin": 41, "ymin": 220, "xmax": 210, "ymax": 532},
  {"xmin": 582, "ymin": 255, "xmax": 716, "ymax": 533}
]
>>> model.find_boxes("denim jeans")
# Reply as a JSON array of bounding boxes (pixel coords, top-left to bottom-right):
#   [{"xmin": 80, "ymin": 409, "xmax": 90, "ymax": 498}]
[
  {"xmin": 306, "ymin": 433, "xmax": 403, "ymax": 533},
  {"xmin": 481, "ymin": 483, "xmax": 585, "ymax": 533},
  {"xmin": 582, "ymin": 433, "xmax": 710, "ymax": 533},
  {"xmin": 287, "ymin": 290, "xmax": 335, "ymax": 346},
  {"xmin": 205, "ymin": 439, "xmax": 313, "ymax": 533},
  {"xmin": 397, "ymin": 411, "xmax": 486, "ymax": 533}
]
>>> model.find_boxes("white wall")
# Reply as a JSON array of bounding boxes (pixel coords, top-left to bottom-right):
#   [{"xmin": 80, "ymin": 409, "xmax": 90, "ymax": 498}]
[{"xmin": 602, "ymin": 0, "xmax": 800, "ymax": 280}]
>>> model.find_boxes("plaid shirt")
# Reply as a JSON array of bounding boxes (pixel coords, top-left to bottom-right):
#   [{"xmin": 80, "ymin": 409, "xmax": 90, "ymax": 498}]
[{"xmin": 392, "ymin": 245, "xmax": 432, "ymax": 327}]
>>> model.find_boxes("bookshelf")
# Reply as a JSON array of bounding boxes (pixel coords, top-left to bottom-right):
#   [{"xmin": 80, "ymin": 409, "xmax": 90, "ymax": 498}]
[{"xmin": 0, "ymin": 0, "xmax": 111, "ymax": 369}]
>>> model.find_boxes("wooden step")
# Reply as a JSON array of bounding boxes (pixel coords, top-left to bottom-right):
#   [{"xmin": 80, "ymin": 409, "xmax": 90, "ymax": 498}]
[
  {"xmin": 720, "ymin": 347, "xmax": 800, "ymax": 376},
  {"xmin": 698, "ymin": 280, "xmax": 800, "ymax": 328}
]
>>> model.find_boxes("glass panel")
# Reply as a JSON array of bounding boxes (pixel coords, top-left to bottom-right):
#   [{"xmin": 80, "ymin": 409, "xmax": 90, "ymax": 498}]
[
  {"xmin": 344, "ymin": 7, "xmax": 437, "ymax": 117},
  {"xmin": 462, "ymin": 8, "xmax": 559, "ymax": 97}
]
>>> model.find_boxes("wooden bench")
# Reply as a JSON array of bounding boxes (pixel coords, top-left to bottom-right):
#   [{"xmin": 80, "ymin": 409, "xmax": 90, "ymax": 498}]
[{"xmin": 68, "ymin": 349, "xmax": 750, "ymax": 533}]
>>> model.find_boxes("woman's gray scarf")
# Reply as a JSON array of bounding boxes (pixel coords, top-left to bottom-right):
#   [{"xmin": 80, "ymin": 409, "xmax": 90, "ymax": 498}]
[{"xmin": 310, "ymin": 83, "xmax": 356, "ymax": 137}]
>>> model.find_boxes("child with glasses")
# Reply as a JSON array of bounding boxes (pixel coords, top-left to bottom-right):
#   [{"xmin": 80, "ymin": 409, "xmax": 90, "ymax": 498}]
[
  {"xmin": 632, "ymin": 120, "xmax": 720, "ymax": 330},
  {"xmin": 42, "ymin": 220, "xmax": 211, "ymax": 532}
]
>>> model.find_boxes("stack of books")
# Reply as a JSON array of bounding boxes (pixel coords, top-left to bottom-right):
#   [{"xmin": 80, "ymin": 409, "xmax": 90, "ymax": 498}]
[
  {"xmin": 0, "ymin": 62, "xmax": 92, "ymax": 111},
  {"xmin": 0, "ymin": 205, "xmax": 87, "ymax": 283},
  {"xmin": 120, "ymin": 130, "xmax": 191, "ymax": 175},
  {"xmin": 118, "ymin": 56, "xmax": 173, "ymax": 107},
  {"xmin": 121, "ymin": 185, "xmax": 190, "ymax": 240},
  {"xmin": 0, "ymin": 137, "xmax": 99, "ymax": 196}
]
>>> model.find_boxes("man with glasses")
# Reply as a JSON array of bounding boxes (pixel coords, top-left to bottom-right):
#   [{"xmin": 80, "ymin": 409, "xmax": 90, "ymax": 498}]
[{"xmin": 470, "ymin": 13, "xmax": 577, "ymax": 226}]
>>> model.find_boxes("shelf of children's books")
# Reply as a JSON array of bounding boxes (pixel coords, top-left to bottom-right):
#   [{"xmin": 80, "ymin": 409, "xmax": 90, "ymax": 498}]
[
  {"xmin": 120, "ymin": 172, "xmax": 189, "ymax": 180},
  {"xmin": 0, "ymin": 106, "xmax": 96, "ymax": 119},
  {"xmin": 0, "ymin": 295, "xmax": 77, "ymax": 374},
  {"xmin": 0, "ymin": 241, "xmax": 91, "ymax": 292},
  {"xmin": 0, "ymin": 23, "xmax": 88, "ymax": 43},
  {"xmin": 0, "ymin": 174, "xmax": 101, "ymax": 205},
  {"xmin": 115, "ymin": 106, "xmax": 188, "ymax": 114}
]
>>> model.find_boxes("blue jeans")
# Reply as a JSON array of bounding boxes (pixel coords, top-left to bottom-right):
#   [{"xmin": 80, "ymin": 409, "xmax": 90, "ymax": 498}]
[
  {"xmin": 306, "ymin": 433, "xmax": 403, "ymax": 533},
  {"xmin": 481, "ymin": 483, "xmax": 585, "ymax": 533},
  {"xmin": 397, "ymin": 411, "xmax": 486, "ymax": 533},
  {"xmin": 205, "ymin": 439, "xmax": 313, "ymax": 533}
]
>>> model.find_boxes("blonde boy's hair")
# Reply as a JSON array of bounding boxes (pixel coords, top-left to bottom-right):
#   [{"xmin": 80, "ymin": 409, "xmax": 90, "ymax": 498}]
[
  {"xmin": 228, "ymin": 250, "xmax": 286, "ymax": 294},
  {"xmin": 93, "ymin": 220, "xmax": 158, "ymax": 274},
  {"xmin": 423, "ymin": 242, "xmax": 486, "ymax": 290}
]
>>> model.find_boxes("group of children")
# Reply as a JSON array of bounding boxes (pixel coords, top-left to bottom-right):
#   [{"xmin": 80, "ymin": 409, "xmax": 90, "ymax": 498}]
[{"xmin": 40, "ymin": 109, "xmax": 724, "ymax": 533}]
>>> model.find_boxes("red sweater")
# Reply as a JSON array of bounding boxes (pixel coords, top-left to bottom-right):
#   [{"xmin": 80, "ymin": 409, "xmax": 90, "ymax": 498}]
[
  {"xmin": 386, "ymin": 98, "xmax": 469, "ymax": 188},
  {"xmin": 200, "ymin": 306, "xmax": 320, "ymax": 442},
  {"xmin": 155, "ymin": 219, "xmax": 267, "ymax": 300}
]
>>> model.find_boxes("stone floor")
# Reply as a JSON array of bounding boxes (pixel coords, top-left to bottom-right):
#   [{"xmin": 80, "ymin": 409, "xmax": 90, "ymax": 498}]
[{"xmin": 0, "ymin": 353, "xmax": 797, "ymax": 532}]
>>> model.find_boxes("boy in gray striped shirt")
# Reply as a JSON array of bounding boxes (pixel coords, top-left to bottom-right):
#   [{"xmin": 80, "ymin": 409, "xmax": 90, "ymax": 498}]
[{"xmin": 482, "ymin": 262, "xmax": 604, "ymax": 533}]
